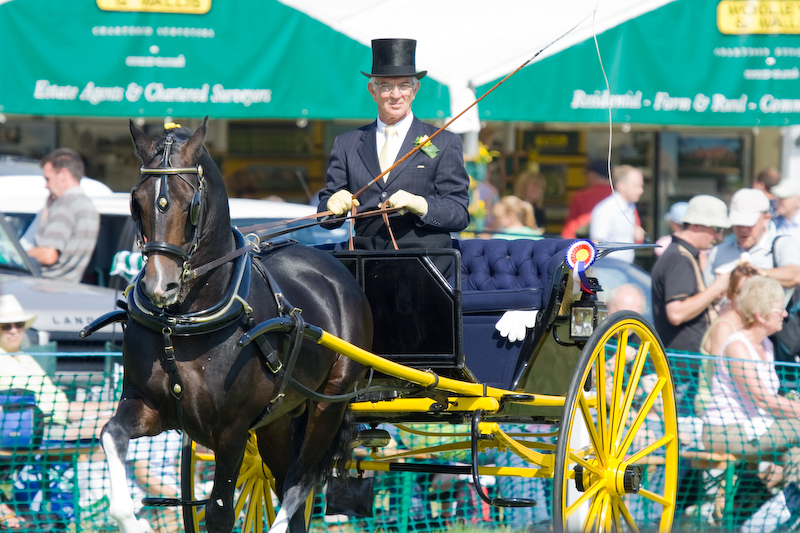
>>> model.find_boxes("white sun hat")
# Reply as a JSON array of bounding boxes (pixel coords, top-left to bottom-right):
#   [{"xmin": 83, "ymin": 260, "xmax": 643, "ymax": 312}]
[{"xmin": 0, "ymin": 295, "xmax": 37, "ymax": 328}]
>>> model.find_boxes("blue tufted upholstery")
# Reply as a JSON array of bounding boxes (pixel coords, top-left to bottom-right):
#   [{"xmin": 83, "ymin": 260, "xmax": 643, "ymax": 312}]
[
  {"xmin": 455, "ymin": 238, "xmax": 573, "ymax": 389},
  {"xmin": 457, "ymin": 238, "xmax": 573, "ymax": 314}
]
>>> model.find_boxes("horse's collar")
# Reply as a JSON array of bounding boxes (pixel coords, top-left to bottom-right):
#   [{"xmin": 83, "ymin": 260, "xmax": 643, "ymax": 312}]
[{"xmin": 127, "ymin": 229, "xmax": 253, "ymax": 335}]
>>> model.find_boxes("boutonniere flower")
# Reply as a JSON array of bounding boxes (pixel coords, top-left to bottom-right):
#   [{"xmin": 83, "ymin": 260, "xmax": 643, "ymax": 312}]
[{"xmin": 414, "ymin": 135, "xmax": 440, "ymax": 159}]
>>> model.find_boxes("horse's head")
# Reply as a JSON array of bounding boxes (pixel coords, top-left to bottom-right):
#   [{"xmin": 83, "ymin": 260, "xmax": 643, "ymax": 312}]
[{"xmin": 129, "ymin": 117, "xmax": 231, "ymax": 308}]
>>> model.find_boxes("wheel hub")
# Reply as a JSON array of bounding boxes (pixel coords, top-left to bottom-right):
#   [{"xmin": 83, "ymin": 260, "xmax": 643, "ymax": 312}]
[{"xmin": 573, "ymin": 460, "xmax": 644, "ymax": 495}]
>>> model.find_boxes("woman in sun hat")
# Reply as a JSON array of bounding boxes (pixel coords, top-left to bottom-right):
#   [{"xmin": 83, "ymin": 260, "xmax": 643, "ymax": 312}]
[
  {"xmin": 0, "ymin": 294, "xmax": 37, "ymax": 354},
  {"xmin": 0, "ymin": 294, "xmax": 70, "ymax": 426}
]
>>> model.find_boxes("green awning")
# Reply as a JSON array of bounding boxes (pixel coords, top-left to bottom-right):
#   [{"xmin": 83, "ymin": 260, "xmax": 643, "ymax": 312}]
[
  {"xmin": 0, "ymin": 0, "xmax": 450, "ymax": 120},
  {"xmin": 477, "ymin": 0, "xmax": 800, "ymax": 126}
]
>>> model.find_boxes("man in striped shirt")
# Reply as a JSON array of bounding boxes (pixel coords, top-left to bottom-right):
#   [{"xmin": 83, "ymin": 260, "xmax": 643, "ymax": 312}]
[{"xmin": 27, "ymin": 148, "xmax": 99, "ymax": 284}]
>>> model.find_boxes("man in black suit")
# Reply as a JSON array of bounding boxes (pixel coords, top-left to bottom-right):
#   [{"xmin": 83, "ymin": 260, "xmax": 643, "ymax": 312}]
[{"xmin": 317, "ymin": 38, "xmax": 470, "ymax": 253}]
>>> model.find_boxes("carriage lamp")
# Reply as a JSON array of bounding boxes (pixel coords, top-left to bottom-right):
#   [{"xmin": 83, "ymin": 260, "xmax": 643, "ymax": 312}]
[{"xmin": 569, "ymin": 291, "xmax": 608, "ymax": 341}]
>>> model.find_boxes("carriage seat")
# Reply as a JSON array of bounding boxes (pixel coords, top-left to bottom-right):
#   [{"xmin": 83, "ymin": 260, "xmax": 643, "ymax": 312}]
[
  {"xmin": 457, "ymin": 238, "xmax": 570, "ymax": 313},
  {"xmin": 455, "ymin": 238, "xmax": 573, "ymax": 389}
]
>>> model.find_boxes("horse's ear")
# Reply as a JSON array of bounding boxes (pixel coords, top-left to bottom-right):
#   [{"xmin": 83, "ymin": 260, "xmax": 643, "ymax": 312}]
[
  {"xmin": 182, "ymin": 116, "xmax": 209, "ymax": 164},
  {"xmin": 129, "ymin": 120, "xmax": 155, "ymax": 163}
]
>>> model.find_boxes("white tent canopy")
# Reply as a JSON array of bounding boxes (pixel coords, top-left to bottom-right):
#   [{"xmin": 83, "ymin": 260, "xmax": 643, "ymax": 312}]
[{"xmin": 279, "ymin": 0, "xmax": 675, "ymax": 134}]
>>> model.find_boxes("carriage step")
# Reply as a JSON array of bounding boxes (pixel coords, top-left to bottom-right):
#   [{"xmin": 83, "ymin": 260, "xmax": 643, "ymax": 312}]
[
  {"xmin": 490, "ymin": 497, "xmax": 537, "ymax": 508},
  {"xmin": 355, "ymin": 428, "xmax": 392, "ymax": 448},
  {"xmin": 142, "ymin": 497, "xmax": 208, "ymax": 507}
]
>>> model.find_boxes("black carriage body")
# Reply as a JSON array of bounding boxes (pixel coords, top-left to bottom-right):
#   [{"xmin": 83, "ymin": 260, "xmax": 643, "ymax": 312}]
[{"xmin": 336, "ymin": 238, "xmax": 578, "ymax": 420}]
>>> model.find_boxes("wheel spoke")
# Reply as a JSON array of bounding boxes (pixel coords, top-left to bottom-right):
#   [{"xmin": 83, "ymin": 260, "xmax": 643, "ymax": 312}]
[
  {"xmin": 638, "ymin": 487, "xmax": 672, "ymax": 507},
  {"xmin": 601, "ymin": 493, "xmax": 613, "ymax": 533},
  {"xmin": 610, "ymin": 496, "xmax": 622, "ymax": 533},
  {"xmin": 571, "ymin": 450, "xmax": 605, "ymax": 477},
  {"xmin": 264, "ymin": 482, "xmax": 276, "ymax": 523},
  {"xmin": 617, "ymin": 495, "xmax": 640, "ymax": 533},
  {"xmin": 582, "ymin": 491, "xmax": 605, "ymax": 533},
  {"xmin": 566, "ymin": 479, "xmax": 604, "ymax": 520},
  {"xmin": 612, "ymin": 341, "xmax": 649, "ymax": 455},
  {"xmin": 609, "ymin": 329, "xmax": 629, "ymax": 457},
  {"xmin": 617, "ymin": 377, "xmax": 666, "ymax": 459},
  {"xmin": 595, "ymin": 351, "xmax": 608, "ymax": 457},
  {"xmin": 235, "ymin": 474, "xmax": 257, "ymax": 519},
  {"xmin": 627, "ymin": 434, "xmax": 674, "ymax": 465},
  {"xmin": 578, "ymin": 392, "xmax": 608, "ymax": 466}
]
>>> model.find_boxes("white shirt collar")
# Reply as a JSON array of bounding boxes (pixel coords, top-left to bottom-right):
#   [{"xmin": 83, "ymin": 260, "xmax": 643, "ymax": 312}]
[{"xmin": 377, "ymin": 112, "xmax": 414, "ymax": 141}]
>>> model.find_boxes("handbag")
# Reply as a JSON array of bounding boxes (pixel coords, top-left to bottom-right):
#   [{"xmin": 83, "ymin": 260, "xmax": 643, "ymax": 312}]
[{"xmin": 325, "ymin": 470, "xmax": 375, "ymax": 518}]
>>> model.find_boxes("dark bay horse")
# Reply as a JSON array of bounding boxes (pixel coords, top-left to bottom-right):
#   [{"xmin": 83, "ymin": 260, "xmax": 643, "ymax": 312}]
[{"xmin": 101, "ymin": 118, "xmax": 372, "ymax": 533}]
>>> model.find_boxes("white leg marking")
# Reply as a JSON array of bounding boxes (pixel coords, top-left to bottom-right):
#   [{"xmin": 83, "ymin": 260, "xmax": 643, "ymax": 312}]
[
  {"xmin": 267, "ymin": 486, "xmax": 305, "ymax": 533},
  {"xmin": 103, "ymin": 431, "xmax": 147, "ymax": 533}
]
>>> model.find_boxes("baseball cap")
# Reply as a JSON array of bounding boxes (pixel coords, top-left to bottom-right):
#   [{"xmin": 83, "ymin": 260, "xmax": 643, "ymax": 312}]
[
  {"xmin": 665, "ymin": 201, "xmax": 689, "ymax": 223},
  {"xmin": 587, "ymin": 159, "xmax": 609, "ymax": 178},
  {"xmin": 771, "ymin": 178, "xmax": 800, "ymax": 199},
  {"xmin": 728, "ymin": 188, "xmax": 770, "ymax": 227},
  {"xmin": 680, "ymin": 195, "xmax": 731, "ymax": 229}
]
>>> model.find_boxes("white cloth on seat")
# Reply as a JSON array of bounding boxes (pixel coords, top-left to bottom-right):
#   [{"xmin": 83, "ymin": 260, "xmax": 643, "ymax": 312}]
[{"xmin": 495, "ymin": 310, "xmax": 538, "ymax": 343}]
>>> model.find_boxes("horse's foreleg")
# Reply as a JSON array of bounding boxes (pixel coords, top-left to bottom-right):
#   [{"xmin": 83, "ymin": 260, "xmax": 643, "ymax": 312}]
[
  {"xmin": 204, "ymin": 436, "xmax": 247, "ymax": 533},
  {"xmin": 102, "ymin": 416, "xmax": 146, "ymax": 533}
]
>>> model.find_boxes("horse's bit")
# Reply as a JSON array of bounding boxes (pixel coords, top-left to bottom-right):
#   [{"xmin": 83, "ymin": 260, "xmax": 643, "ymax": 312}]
[{"xmin": 133, "ymin": 132, "xmax": 206, "ymax": 282}]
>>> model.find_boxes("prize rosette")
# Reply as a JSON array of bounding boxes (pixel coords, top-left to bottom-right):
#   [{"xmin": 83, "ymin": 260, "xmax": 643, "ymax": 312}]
[{"xmin": 565, "ymin": 240, "xmax": 597, "ymax": 294}]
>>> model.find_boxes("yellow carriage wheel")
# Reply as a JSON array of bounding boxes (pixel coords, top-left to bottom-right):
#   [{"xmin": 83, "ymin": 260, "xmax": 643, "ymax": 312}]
[
  {"xmin": 182, "ymin": 433, "xmax": 321, "ymax": 532},
  {"xmin": 553, "ymin": 311, "xmax": 678, "ymax": 532}
]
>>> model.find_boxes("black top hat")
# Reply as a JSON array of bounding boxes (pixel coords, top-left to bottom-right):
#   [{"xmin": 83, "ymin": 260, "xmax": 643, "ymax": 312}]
[{"xmin": 361, "ymin": 38, "xmax": 427, "ymax": 79}]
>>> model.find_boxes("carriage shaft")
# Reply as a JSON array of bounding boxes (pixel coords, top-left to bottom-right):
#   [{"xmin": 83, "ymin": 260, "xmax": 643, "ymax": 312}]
[{"xmin": 313, "ymin": 328, "xmax": 565, "ymax": 407}]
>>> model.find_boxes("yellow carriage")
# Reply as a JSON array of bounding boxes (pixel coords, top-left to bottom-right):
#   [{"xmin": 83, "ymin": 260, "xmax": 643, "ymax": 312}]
[{"xmin": 181, "ymin": 238, "xmax": 677, "ymax": 533}]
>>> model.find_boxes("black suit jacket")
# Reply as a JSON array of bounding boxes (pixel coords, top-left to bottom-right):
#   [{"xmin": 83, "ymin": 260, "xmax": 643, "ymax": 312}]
[{"xmin": 318, "ymin": 116, "xmax": 469, "ymax": 248}]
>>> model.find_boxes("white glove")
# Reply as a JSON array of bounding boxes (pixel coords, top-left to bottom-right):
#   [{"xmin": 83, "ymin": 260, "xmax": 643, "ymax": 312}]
[
  {"xmin": 495, "ymin": 310, "xmax": 539, "ymax": 343},
  {"xmin": 327, "ymin": 189, "xmax": 359, "ymax": 215},
  {"xmin": 386, "ymin": 190, "xmax": 428, "ymax": 216}
]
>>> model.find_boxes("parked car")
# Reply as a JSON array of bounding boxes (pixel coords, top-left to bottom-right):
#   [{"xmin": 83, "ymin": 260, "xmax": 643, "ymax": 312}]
[
  {"xmin": 1, "ymin": 187, "xmax": 348, "ymax": 287},
  {"xmin": 0, "ymin": 211, "xmax": 121, "ymax": 352}
]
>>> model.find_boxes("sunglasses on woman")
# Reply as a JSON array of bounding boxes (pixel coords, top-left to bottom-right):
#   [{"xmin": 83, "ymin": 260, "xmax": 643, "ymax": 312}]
[{"xmin": 0, "ymin": 322, "xmax": 25, "ymax": 331}]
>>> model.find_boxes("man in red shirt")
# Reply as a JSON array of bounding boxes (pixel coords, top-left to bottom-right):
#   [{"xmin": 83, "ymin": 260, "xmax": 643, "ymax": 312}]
[{"xmin": 561, "ymin": 159, "xmax": 611, "ymax": 238}]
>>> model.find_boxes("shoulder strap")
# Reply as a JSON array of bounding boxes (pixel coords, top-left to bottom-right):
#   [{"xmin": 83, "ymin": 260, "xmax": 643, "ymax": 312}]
[{"xmin": 772, "ymin": 234, "xmax": 785, "ymax": 268}]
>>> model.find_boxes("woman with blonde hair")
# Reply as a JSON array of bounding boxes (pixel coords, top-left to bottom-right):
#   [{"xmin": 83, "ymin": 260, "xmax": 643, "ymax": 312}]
[
  {"xmin": 513, "ymin": 171, "xmax": 546, "ymax": 230},
  {"xmin": 694, "ymin": 262, "xmax": 759, "ymax": 415},
  {"xmin": 491, "ymin": 196, "xmax": 543, "ymax": 240},
  {"xmin": 702, "ymin": 276, "xmax": 800, "ymax": 483}
]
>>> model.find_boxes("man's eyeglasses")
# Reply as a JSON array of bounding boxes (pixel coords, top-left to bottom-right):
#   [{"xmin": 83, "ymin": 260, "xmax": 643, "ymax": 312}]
[
  {"xmin": 0, "ymin": 322, "xmax": 25, "ymax": 331},
  {"xmin": 376, "ymin": 83, "xmax": 414, "ymax": 95}
]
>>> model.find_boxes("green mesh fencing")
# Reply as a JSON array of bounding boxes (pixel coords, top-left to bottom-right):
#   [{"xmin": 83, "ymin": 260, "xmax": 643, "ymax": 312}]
[{"xmin": 3, "ymin": 351, "xmax": 800, "ymax": 532}]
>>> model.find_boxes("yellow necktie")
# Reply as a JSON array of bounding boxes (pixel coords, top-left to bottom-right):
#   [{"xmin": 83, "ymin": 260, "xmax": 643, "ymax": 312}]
[{"xmin": 379, "ymin": 125, "xmax": 397, "ymax": 179}]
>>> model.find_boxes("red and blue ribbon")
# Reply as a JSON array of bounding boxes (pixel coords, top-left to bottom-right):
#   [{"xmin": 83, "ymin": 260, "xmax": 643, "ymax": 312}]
[{"xmin": 565, "ymin": 240, "xmax": 597, "ymax": 294}]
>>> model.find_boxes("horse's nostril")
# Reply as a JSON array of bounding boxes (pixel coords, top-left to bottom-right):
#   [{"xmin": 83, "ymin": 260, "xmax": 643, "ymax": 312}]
[{"xmin": 166, "ymin": 282, "xmax": 180, "ymax": 293}]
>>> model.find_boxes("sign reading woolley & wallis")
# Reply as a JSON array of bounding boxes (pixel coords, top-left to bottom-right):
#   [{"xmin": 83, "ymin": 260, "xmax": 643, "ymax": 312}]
[{"xmin": 95, "ymin": 0, "xmax": 212, "ymax": 15}]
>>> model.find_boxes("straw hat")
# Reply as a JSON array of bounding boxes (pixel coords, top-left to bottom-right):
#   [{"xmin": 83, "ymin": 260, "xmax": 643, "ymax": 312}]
[
  {"xmin": 0, "ymin": 295, "xmax": 37, "ymax": 329},
  {"xmin": 681, "ymin": 195, "xmax": 731, "ymax": 229}
]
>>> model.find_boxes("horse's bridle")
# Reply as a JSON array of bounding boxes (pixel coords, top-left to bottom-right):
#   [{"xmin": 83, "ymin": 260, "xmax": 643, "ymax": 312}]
[{"xmin": 133, "ymin": 132, "xmax": 206, "ymax": 282}]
